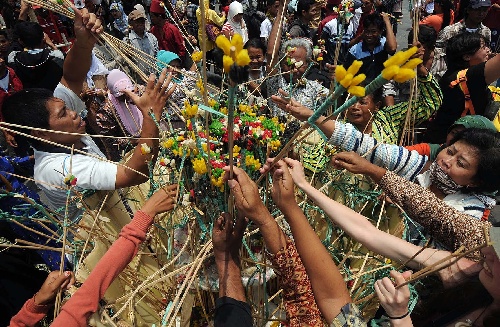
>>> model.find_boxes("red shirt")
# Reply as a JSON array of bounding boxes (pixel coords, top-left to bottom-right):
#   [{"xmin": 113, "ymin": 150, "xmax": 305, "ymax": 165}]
[
  {"xmin": 0, "ymin": 67, "xmax": 23, "ymax": 121},
  {"xmin": 150, "ymin": 22, "xmax": 186, "ymax": 58}
]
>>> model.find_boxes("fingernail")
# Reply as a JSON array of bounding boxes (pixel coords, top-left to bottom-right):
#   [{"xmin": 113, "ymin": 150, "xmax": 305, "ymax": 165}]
[{"xmin": 64, "ymin": 271, "xmax": 71, "ymax": 277}]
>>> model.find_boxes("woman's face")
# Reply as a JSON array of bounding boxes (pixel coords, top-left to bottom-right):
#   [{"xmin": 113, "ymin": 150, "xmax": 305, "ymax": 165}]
[
  {"xmin": 167, "ymin": 59, "xmax": 182, "ymax": 78},
  {"xmin": 233, "ymin": 13, "xmax": 243, "ymax": 23},
  {"xmin": 479, "ymin": 246, "xmax": 500, "ymax": 301},
  {"xmin": 435, "ymin": 140, "xmax": 479, "ymax": 187},
  {"xmin": 346, "ymin": 95, "xmax": 378, "ymax": 130},
  {"xmin": 468, "ymin": 39, "xmax": 490, "ymax": 66},
  {"xmin": 281, "ymin": 46, "xmax": 308, "ymax": 84},
  {"xmin": 247, "ymin": 46, "xmax": 265, "ymax": 71}
]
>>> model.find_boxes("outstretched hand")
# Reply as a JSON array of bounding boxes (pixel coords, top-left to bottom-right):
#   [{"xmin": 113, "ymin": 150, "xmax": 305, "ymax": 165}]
[
  {"xmin": 270, "ymin": 89, "xmax": 313, "ymax": 122},
  {"xmin": 34, "ymin": 271, "xmax": 75, "ymax": 306},
  {"xmin": 212, "ymin": 212, "xmax": 248, "ymax": 263},
  {"xmin": 259, "ymin": 158, "xmax": 296, "ymax": 208},
  {"xmin": 331, "ymin": 152, "xmax": 374, "ymax": 175},
  {"xmin": 223, "ymin": 166, "xmax": 269, "ymax": 225},
  {"xmin": 375, "ymin": 270, "xmax": 412, "ymax": 319},
  {"xmin": 141, "ymin": 184, "xmax": 178, "ymax": 217},
  {"xmin": 123, "ymin": 70, "xmax": 177, "ymax": 120}
]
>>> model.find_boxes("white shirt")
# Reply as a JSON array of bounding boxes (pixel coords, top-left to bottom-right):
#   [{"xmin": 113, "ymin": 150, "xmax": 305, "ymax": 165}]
[{"xmin": 260, "ymin": 18, "xmax": 273, "ymax": 42}]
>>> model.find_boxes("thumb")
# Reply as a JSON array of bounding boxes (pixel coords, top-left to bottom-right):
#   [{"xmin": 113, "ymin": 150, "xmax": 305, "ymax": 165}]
[
  {"xmin": 228, "ymin": 179, "xmax": 245, "ymax": 209},
  {"xmin": 122, "ymin": 89, "xmax": 140, "ymax": 104},
  {"xmin": 391, "ymin": 270, "xmax": 410, "ymax": 286}
]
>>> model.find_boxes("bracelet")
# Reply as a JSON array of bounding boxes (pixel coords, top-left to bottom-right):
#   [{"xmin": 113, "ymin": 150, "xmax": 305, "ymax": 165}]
[{"xmin": 387, "ymin": 311, "xmax": 410, "ymax": 320}]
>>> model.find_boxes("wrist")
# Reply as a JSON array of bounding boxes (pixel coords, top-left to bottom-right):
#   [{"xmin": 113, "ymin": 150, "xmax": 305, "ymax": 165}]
[{"xmin": 388, "ymin": 313, "xmax": 412, "ymax": 326}]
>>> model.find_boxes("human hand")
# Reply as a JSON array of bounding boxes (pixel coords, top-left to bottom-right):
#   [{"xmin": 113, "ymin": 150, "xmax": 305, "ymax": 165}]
[
  {"xmin": 223, "ymin": 166, "xmax": 269, "ymax": 224},
  {"xmin": 331, "ymin": 152, "xmax": 375, "ymax": 175},
  {"xmin": 270, "ymin": 89, "xmax": 313, "ymax": 122},
  {"xmin": 381, "ymin": 12, "xmax": 391, "ymax": 23},
  {"xmin": 259, "ymin": 158, "xmax": 296, "ymax": 208},
  {"xmin": 34, "ymin": 271, "xmax": 75, "ymax": 305},
  {"xmin": 141, "ymin": 184, "xmax": 178, "ymax": 217},
  {"xmin": 325, "ymin": 63, "xmax": 336, "ymax": 80},
  {"xmin": 73, "ymin": 5, "xmax": 103, "ymax": 47},
  {"xmin": 212, "ymin": 212, "xmax": 248, "ymax": 263},
  {"xmin": 3, "ymin": 131, "xmax": 17, "ymax": 148},
  {"xmin": 122, "ymin": 70, "xmax": 176, "ymax": 120},
  {"xmin": 375, "ymin": 270, "xmax": 411, "ymax": 319}
]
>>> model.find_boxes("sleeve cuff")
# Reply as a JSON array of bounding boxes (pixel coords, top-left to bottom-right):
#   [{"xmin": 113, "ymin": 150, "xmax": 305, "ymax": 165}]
[
  {"xmin": 129, "ymin": 210, "xmax": 154, "ymax": 233},
  {"xmin": 26, "ymin": 296, "xmax": 52, "ymax": 314}
]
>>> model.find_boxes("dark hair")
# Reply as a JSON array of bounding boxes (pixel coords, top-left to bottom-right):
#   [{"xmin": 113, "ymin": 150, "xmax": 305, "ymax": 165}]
[
  {"xmin": 297, "ymin": 0, "xmax": 315, "ymax": 17},
  {"xmin": 435, "ymin": 0, "xmax": 454, "ymax": 30},
  {"xmin": 267, "ymin": 0, "xmax": 277, "ymax": 7},
  {"xmin": 2, "ymin": 89, "xmax": 53, "ymax": 148},
  {"xmin": 244, "ymin": 38, "xmax": 267, "ymax": 54},
  {"xmin": 449, "ymin": 128, "xmax": 500, "ymax": 193},
  {"xmin": 0, "ymin": 29, "xmax": 8, "ymax": 39},
  {"xmin": 359, "ymin": 79, "xmax": 383, "ymax": 106},
  {"xmin": 445, "ymin": 32, "xmax": 485, "ymax": 71},
  {"xmin": 408, "ymin": 24, "xmax": 437, "ymax": 50},
  {"xmin": 14, "ymin": 21, "xmax": 44, "ymax": 48},
  {"xmin": 362, "ymin": 12, "xmax": 384, "ymax": 31}
]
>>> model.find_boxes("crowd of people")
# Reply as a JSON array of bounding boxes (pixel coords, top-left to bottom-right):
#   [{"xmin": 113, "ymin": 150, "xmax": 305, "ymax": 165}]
[{"xmin": 1, "ymin": 0, "xmax": 500, "ymax": 326}]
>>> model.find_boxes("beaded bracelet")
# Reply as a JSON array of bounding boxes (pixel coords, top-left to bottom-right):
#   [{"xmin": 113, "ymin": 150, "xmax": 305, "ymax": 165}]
[{"xmin": 387, "ymin": 311, "xmax": 410, "ymax": 320}]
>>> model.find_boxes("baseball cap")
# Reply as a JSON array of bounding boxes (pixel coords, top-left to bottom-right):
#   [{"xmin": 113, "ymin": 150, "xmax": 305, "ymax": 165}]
[
  {"xmin": 150, "ymin": 0, "xmax": 166, "ymax": 14},
  {"xmin": 469, "ymin": 0, "xmax": 491, "ymax": 9},
  {"xmin": 449, "ymin": 115, "xmax": 497, "ymax": 133},
  {"xmin": 128, "ymin": 10, "xmax": 146, "ymax": 21}
]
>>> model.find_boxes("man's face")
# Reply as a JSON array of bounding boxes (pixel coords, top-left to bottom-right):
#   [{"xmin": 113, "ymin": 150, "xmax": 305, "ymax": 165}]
[
  {"xmin": 467, "ymin": 6, "xmax": 489, "ymax": 25},
  {"xmin": 361, "ymin": 0, "xmax": 373, "ymax": 13},
  {"xmin": 281, "ymin": 46, "xmax": 309, "ymax": 83},
  {"xmin": 0, "ymin": 35, "xmax": 10, "ymax": 53},
  {"xmin": 150, "ymin": 12, "xmax": 162, "ymax": 25},
  {"xmin": 362, "ymin": 24, "xmax": 382, "ymax": 45},
  {"xmin": 130, "ymin": 18, "xmax": 146, "ymax": 35},
  {"xmin": 302, "ymin": 4, "xmax": 319, "ymax": 22},
  {"xmin": 268, "ymin": 1, "xmax": 280, "ymax": 16},
  {"xmin": 45, "ymin": 98, "xmax": 86, "ymax": 145}
]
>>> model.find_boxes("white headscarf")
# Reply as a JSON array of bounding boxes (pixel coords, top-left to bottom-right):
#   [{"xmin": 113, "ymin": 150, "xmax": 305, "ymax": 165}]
[{"xmin": 227, "ymin": 1, "xmax": 248, "ymax": 43}]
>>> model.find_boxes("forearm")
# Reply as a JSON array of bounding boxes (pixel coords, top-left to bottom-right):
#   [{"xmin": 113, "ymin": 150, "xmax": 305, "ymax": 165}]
[
  {"xmin": 279, "ymin": 201, "xmax": 351, "ymax": 322},
  {"xmin": 384, "ymin": 21, "xmax": 397, "ymax": 54},
  {"xmin": 52, "ymin": 210, "xmax": 153, "ymax": 325},
  {"xmin": 379, "ymin": 171, "xmax": 491, "ymax": 255},
  {"xmin": 328, "ymin": 122, "xmax": 427, "ymax": 181},
  {"xmin": 253, "ymin": 211, "xmax": 287, "ymax": 255},
  {"xmin": 61, "ymin": 38, "xmax": 94, "ymax": 94},
  {"xmin": 9, "ymin": 297, "xmax": 51, "ymax": 327},
  {"xmin": 123, "ymin": 115, "xmax": 160, "ymax": 184},
  {"xmin": 216, "ymin": 260, "xmax": 246, "ymax": 302}
]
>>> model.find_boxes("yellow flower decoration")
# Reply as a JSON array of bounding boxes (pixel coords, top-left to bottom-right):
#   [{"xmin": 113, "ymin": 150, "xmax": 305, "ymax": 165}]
[
  {"xmin": 192, "ymin": 157, "xmax": 208, "ymax": 175},
  {"xmin": 191, "ymin": 51, "xmax": 203, "ymax": 63},
  {"xmin": 161, "ymin": 138, "xmax": 175, "ymax": 149},
  {"xmin": 268, "ymin": 139, "xmax": 281, "ymax": 151},
  {"xmin": 381, "ymin": 47, "xmax": 422, "ymax": 82},
  {"xmin": 335, "ymin": 61, "xmax": 366, "ymax": 96},
  {"xmin": 215, "ymin": 34, "xmax": 251, "ymax": 72},
  {"xmin": 233, "ymin": 145, "xmax": 241, "ymax": 156},
  {"xmin": 211, "ymin": 175, "xmax": 225, "ymax": 191},
  {"xmin": 208, "ymin": 98, "xmax": 217, "ymax": 107},
  {"xmin": 182, "ymin": 101, "xmax": 198, "ymax": 119},
  {"xmin": 196, "ymin": 79, "xmax": 205, "ymax": 94},
  {"xmin": 220, "ymin": 107, "xmax": 228, "ymax": 115},
  {"xmin": 246, "ymin": 154, "xmax": 261, "ymax": 171},
  {"xmin": 140, "ymin": 143, "xmax": 151, "ymax": 155}
]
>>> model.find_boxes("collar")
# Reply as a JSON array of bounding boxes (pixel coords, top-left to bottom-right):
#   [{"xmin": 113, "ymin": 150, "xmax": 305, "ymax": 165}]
[{"xmin": 361, "ymin": 38, "xmax": 382, "ymax": 52}]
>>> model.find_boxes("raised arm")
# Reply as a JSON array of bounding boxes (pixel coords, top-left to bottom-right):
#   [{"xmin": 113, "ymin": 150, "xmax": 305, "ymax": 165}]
[
  {"xmin": 115, "ymin": 70, "xmax": 176, "ymax": 188},
  {"xmin": 60, "ymin": 6, "xmax": 103, "ymax": 95},
  {"xmin": 51, "ymin": 185, "xmax": 178, "ymax": 325},
  {"xmin": 262, "ymin": 159, "xmax": 351, "ymax": 323},
  {"xmin": 332, "ymin": 152, "xmax": 491, "ymax": 255},
  {"xmin": 381, "ymin": 12, "xmax": 397, "ymax": 55}
]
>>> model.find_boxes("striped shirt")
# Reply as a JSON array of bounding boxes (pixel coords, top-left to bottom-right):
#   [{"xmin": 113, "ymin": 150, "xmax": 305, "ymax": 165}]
[
  {"xmin": 329, "ymin": 122, "xmax": 493, "ymax": 220},
  {"xmin": 364, "ymin": 73, "xmax": 442, "ymax": 144}
]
